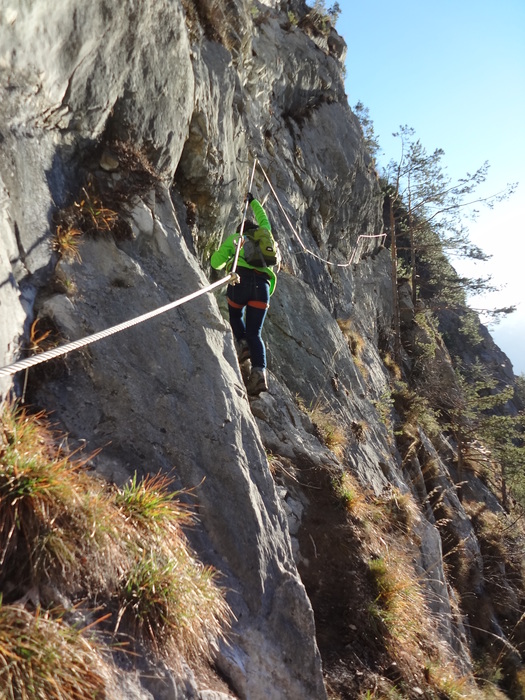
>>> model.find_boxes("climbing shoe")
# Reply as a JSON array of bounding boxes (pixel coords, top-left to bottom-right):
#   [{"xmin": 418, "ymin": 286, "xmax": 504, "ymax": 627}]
[
  {"xmin": 236, "ymin": 339, "xmax": 251, "ymax": 363},
  {"xmin": 247, "ymin": 368, "xmax": 268, "ymax": 396}
]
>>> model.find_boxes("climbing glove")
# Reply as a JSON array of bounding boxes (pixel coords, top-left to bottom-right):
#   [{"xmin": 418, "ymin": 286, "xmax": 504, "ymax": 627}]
[
  {"xmin": 246, "ymin": 192, "xmax": 254, "ymax": 203},
  {"xmin": 230, "ymin": 272, "xmax": 241, "ymax": 286}
]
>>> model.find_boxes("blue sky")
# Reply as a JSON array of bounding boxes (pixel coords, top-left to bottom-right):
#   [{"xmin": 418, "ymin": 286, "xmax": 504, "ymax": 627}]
[{"xmin": 336, "ymin": 0, "xmax": 525, "ymax": 375}]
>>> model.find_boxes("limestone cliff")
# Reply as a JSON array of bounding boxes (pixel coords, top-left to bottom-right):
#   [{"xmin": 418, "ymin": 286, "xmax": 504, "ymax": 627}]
[{"xmin": 0, "ymin": 1, "xmax": 524, "ymax": 699}]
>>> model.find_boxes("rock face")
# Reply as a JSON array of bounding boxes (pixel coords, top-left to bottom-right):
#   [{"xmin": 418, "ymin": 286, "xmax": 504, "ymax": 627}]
[{"xmin": 1, "ymin": 2, "xmax": 523, "ymax": 699}]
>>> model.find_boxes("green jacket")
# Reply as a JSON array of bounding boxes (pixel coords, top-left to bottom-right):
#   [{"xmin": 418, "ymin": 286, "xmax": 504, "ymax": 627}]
[{"xmin": 210, "ymin": 199, "xmax": 278, "ymax": 296}]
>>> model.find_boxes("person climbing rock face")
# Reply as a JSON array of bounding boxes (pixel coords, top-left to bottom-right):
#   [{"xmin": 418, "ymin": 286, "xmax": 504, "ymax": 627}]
[{"xmin": 211, "ymin": 193, "xmax": 279, "ymax": 396}]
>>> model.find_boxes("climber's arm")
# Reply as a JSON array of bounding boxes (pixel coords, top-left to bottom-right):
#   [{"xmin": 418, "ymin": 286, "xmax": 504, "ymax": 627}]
[
  {"xmin": 210, "ymin": 234, "xmax": 239, "ymax": 270},
  {"xmin": 250, "ymin": 199, "xmax": 271, "ymax": 231}
]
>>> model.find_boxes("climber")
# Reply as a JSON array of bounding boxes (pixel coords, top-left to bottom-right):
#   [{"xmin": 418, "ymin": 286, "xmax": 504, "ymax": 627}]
[{"xmin": 211, "ymin": 193, "xmax": 279, "ymax": 396}]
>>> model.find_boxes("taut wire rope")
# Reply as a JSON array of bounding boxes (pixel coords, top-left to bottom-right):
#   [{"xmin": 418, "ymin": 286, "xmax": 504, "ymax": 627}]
[
  {"xmin": 0, "ymin": 156, "xmax": 385, "ymax": 380},
  {"xmin": 0, "ymin": 159, "xmax": 262, "ymax": 380},
  {"xmin": 230, "ymin": 158, "xmax": 257, "ymax": 274},
  {"xmin": 257, "ymin": 161, "xmax": 386, "ymax": 268},
  {"xmin": 0, "ymin": 277, "xmax": 232, "ymax": 379}
]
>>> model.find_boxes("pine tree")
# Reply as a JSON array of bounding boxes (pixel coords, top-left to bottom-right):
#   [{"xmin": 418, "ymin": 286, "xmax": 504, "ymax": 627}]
[
  {"xmin": 384, "ymin": 125, "xmax": 516, "ymax": 308},
  {"xmin": 444, "ymin": 361, "xmax": 525, "ymax": 511}
]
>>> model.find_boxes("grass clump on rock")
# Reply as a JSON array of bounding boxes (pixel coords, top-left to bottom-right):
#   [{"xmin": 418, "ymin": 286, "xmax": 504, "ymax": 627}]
[
  {"xmin": 0, "ymin": 402, "xmax": 230, "ymax": 689},
  {"xmin": 0, "ymin": 603, "xmax": 106, "ymax": 700},
  {"xmin": 114, "ymin": 471, "xmax": 230, "ymax": 661}
]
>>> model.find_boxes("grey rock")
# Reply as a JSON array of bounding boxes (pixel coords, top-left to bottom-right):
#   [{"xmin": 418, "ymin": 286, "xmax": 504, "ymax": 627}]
[
  {"xmin": 26, "ymin": 185, "xmax": 326, "ymax": 699},
  {"xmin": 1, "ymin": 1, "xmax": 523, "ymax": 697}
]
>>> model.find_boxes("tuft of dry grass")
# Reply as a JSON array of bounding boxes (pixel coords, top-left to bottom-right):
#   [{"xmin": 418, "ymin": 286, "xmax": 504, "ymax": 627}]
[
  {"xmin": 114, "ymin": 472, "xmax": 230, "ymax": 662},
  {"xmin": 337, "ymin": 318, "xmax": 365, "ymax": 355},
  {"xmin": 0, "ymin": 603, "xmax": 106, "ymax": 699},
  {"xmin": 333, "ymin": 471, "xmax": 368, "ymax": 518},
  {"xmin": 0, "ymin": 403, "xmax": 231, "ymax": 668},
  {"xmin": 74, "ymin": 183, "xmax": 120, "ymax": 234},
  {"xmin": 382, "ymin": 487, "xmax": 419, "ymax": 534},
  {"xmin": 115, "ymin": 471, "xmax": 191, "ymax": 533},
  {"xmin": 329, "ymin": 469, "xmax": 478, "ymax": 697},
  {"xmin": 0, "ymin": 404, "xmax": 125, "ymax": 596},
  {"xmin": 115, "ymin": 546, "xmax": 229, "ymax": 662},
  {"xmin": 309, "ymin": 404, "xmax": 347, "ymax": 458},
  {"xmin": 27, "ymin": 319, "xmax": 59, "ymax": 355},
  {"xmin": 337, "ymin": 318, "xmax": 369, "ymax": 380},
  {"xmin": 52, "ymin": 141, "xmax": 159, "ymax": 253},
  {"xmin": 423, "ymin": 660, "xmax": 474, "ymax": 699},
  {"xmin": 295, "ymin": 394, "xmax": 347, "ymax": 458},
  {"xmin": 368, "ymin": 553, "xmax": 427, "ymax": 651},
  {"xmin": 382, "ymin": 352, "xmax": 402, "ymax": 380},
  {"xmin": 52, "ymin": 224, "xmax": 83, "ymax": 262}
]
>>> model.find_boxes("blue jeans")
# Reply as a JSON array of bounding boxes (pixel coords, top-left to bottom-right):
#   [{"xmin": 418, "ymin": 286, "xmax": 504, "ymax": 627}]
[{"xmin": 227, "ymin": 268, "xmax": 270, "ymax": 369}]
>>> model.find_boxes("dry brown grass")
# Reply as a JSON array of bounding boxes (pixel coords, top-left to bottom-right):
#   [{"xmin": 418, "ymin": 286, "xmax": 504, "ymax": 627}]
[
  {"xmin": 333, "ymin": 473, "xmax": 479, "ymax": 698},
  {"xmin": 0, "ymin": 404, "xmax": 121, "ymax": 596},
  {"xmin": 74, "ymin": 183, "xmax": 120, "ymax": 234},
  {"xmin": 27, "ymin": 319, "xmax": 59, "ymax": 355},
  {"xmin": 382, "ymin": 352, "xmax": 402, "ymax": 380},
  {"xmin": 181, "ymin": 0, "xmax": 242, "ymax": 51},
  {"xmin": 52, "ymin": 141, "xmax": 159, "ymax": 258},
  {"xmin": 333, "ymin": 470, "xmax": 369, "ymax": 518},
  {"xmin": 304, "ymin": 400, "xmax": 347, "ymax": 459},
  {"xmin": 0, "ymin": 402, "xmax": 231, "ymax": 679},
  {"xmin": 52, "ymin": 223, "xmax": 83, "ymax": 261},
  {"xmin": 0, "ymin": 604, "xmax": 106, "ymax": 699},
  {"xmin": 114, "ymin": 472, "xmax": 230, "ymax": 661},
  {"xmin": 337, "ymin": 318, "xmax": 369, "ymax": 380}
]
